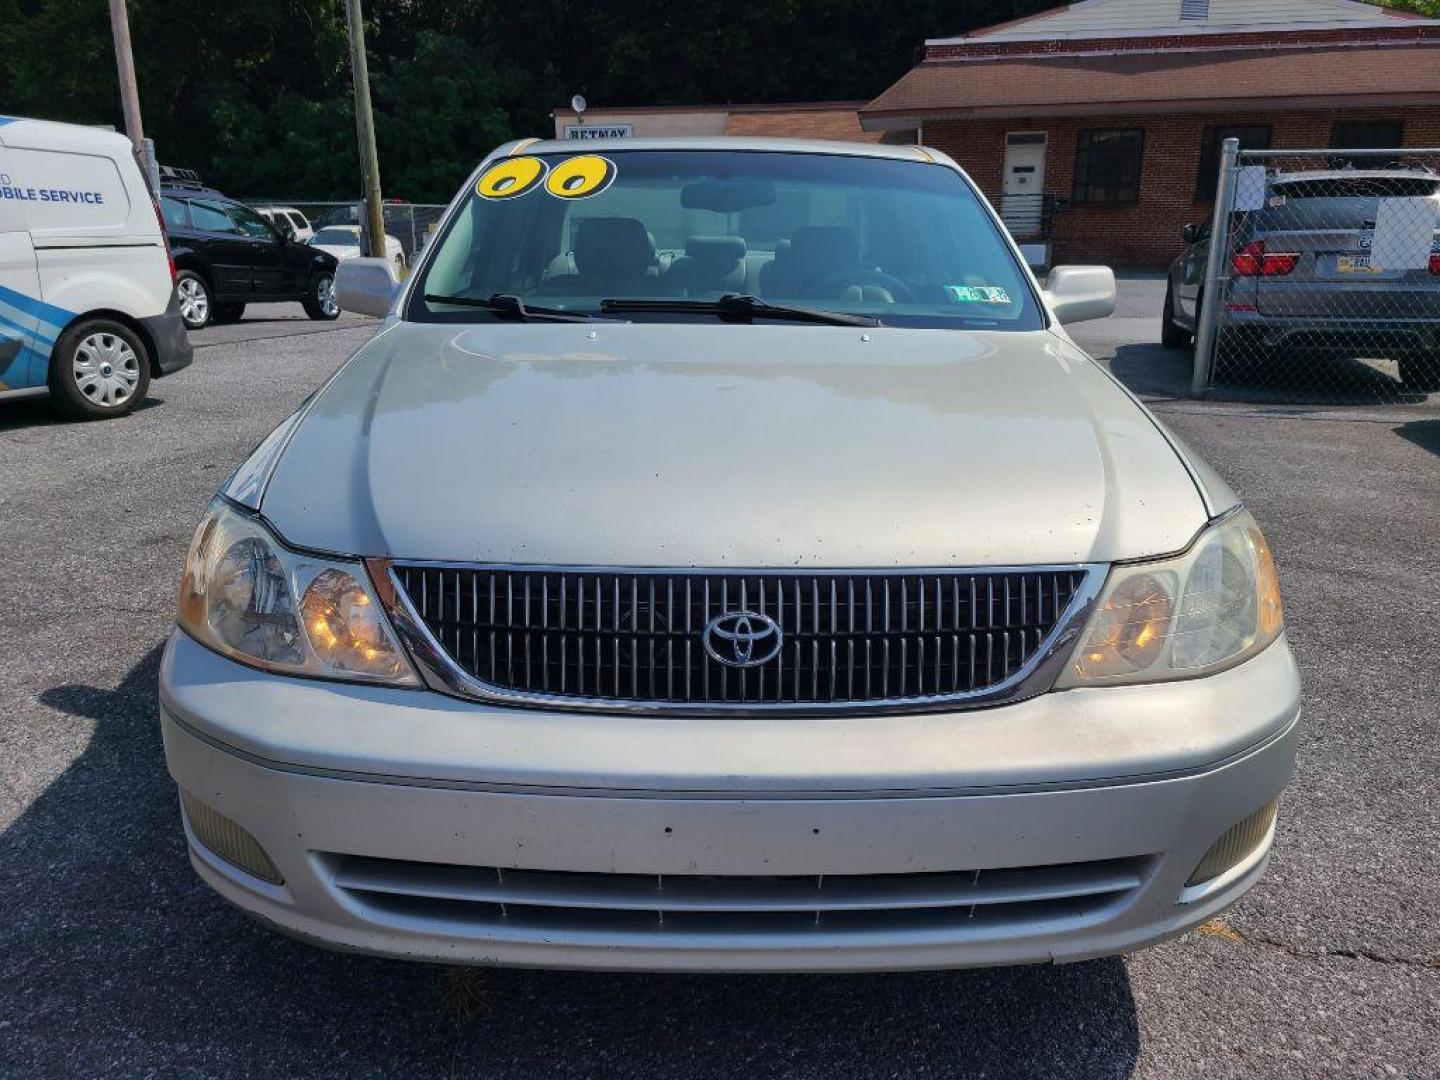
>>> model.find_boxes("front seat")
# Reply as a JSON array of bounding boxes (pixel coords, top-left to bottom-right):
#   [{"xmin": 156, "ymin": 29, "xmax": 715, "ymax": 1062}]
[
  {"xmin": 665, "ymin": 236, "xmax": 747, "ymax": 297},
  {"xmin": 761, "ymin": 226, "xmax": 862, "ymax": 298},
  {"xmin": 547, "ymin": 217, "xmax": 660, "ymax": 296}
]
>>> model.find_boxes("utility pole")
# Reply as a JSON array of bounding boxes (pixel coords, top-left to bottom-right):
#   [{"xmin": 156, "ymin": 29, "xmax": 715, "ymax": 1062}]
[
  {"xmin": 108, "ymin": 0, "xmax": 156, "ymax": 189},
  {"xmin": 343, "ymin": 0, "xmax": 387, "ymax": 260}
]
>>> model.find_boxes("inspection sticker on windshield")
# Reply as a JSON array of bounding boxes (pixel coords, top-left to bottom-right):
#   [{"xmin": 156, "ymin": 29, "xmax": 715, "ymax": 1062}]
[
  {"xmin": 475, "ymin": 155, "xmax": 616, "ymax": 201},
  {"xmin": 945, "ymin": 285, "xmax": 1010, "ymax": 304}
]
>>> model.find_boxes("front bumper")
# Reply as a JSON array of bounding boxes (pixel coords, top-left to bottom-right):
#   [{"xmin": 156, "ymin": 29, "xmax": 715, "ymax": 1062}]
[
  {"xmin": 139, "ymin": 290, "xmax": 194, "ymax": 377},
  {"xmin": 159, "ymin": 630, "xmax": 1301, "ymax": 972}
]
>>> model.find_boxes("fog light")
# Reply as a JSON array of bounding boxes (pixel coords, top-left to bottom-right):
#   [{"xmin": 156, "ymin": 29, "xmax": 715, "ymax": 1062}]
[
  {"xmin": 180, "ymin": 789, "xmax": 283, "ymax": 885},
  {"xmin": 1186, "ymin": 798, "xmax": 1278, "ymax": 889}
]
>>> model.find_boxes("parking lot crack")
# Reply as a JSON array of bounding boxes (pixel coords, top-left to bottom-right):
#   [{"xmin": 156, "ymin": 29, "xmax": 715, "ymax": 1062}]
[{"xmin": 1198, "ymin": 919, "xmax": 1440, "ymax": 969}]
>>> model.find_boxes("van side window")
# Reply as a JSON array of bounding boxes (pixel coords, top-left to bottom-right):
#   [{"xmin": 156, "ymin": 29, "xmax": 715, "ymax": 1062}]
[
  {"xmin": 190, "ymin": 200, "xmax": 241, "ymax": 234},
  {"xmin": 160, "ymin": 196, "xmax": 190, "ymax": 229}
]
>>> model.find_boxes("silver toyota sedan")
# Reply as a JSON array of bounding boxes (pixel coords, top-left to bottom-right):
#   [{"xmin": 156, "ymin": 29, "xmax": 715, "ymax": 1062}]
[{"xmin": 159, "ymin": 138, "xmax": 1299, "ymax": 972}]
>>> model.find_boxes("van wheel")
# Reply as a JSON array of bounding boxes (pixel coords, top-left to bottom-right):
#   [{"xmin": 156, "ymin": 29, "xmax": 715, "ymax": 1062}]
[
  {"xmin": 176, "ymin": 271, "xmax": 212, "ymax": 329},
  {"xmin": 303, "ymin": 272, "xmax": 340, "ymax": 321},
  {"xmin": 214, "ymin": 304, "xmax": 246, "ymax": 324},
  {"xmin": 1398, "ymin": 353, "xmax": 1440, "ymax": 392},
  {"xmin": 48, "ymin": 319, "xmax": 151, "ymax": 420}
]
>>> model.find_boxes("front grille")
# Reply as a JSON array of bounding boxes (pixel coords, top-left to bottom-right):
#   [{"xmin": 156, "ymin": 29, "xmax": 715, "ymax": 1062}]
[
  {"xmin": 392, "ymin": 566, "xmax": 1089, "ymax": 708},
  {"xmin": 328, "ymin": 855, "xmax": 1146, "ymax": 938}
]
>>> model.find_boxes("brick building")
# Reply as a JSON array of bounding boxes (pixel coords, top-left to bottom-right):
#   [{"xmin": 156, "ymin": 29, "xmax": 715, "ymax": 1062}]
[{"xmin": 860, "ymin": 0, "xmax": 1440, "ymax": 267}]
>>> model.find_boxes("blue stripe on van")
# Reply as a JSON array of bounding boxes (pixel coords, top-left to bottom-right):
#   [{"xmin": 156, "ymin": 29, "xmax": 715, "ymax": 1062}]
[
  {"xmin": 0, "ymin": 284, "xmax": 73, "ymax": 328},
  {"xmin": 0, "ymin": 287, "xmax": 74, "ymax": 391},
  {"xmin": 0, "ymin": 116, "xmax": 14, "ymax": 126},
  {"xmin": 0, "ymin": 308, "xmax": 53, "ymax": 344}
]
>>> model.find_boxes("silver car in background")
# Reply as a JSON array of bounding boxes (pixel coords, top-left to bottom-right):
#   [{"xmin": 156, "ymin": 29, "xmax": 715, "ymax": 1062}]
[
  {"xmin": 1164, "ymin": 169, "xmax": 1440, "ymax": 389},
  {"xmin": 160, "ymin": 138, "xmax": 1299, "ymax": 972}
]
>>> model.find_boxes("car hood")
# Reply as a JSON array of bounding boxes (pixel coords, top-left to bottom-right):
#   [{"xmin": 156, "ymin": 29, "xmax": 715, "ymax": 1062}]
[
  {"xmin": 310, "ymin": 244, "xmax": 358, "ymax": 260},
  {"xmin": 258, "ymin": 322, "xmax": 1208, "ymax": 566}
]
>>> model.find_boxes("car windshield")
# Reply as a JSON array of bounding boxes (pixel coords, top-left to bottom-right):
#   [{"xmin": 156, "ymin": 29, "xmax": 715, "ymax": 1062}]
[
  {"xmin": 1259, "ymin": 176, "xmax": 1440, "ymax": 231},
  {"xmin": 313, "ymin": 228, "xmax": 359, "ymax": 246},
  {"xmin": 409, "ymin": 149, "xmax": 1042, "ymax": 330}
]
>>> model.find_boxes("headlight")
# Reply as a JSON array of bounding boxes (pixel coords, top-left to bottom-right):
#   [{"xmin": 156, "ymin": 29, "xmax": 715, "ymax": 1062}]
[
  {"xmin": 177, "ymin": 499, "xmax": 418, "ymax": 686},
  {"xmin": 1056, "ymin": 509, "xmax": 1283, "ymax": 687}
]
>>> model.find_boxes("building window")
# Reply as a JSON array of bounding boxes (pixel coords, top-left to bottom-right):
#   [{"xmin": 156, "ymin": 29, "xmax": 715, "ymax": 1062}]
[
  {"xmin": 1195, "ymin": 125, "xmax": 1271, "ymax": 201},
  {"xmin": 1073, "ymin": 128, "xmax": 1145, "ymax": 205},
  {"xmin": 1330, "ymin": 119, "xmax": 1404, "ymax": 167}
]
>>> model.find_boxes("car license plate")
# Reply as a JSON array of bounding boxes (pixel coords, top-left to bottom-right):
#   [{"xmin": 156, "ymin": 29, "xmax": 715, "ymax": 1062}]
[{"xmin": 1336, "ymin": 254, "xmax": 1380, "ymax": 274}]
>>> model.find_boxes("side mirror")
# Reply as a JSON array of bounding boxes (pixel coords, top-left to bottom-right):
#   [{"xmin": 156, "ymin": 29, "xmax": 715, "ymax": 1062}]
[
  {"xmin": 277, "ymin": 218, "xmax": 297, "ymax": 242},
  {"xmin": 1182, "ymin": 223, "xmax": 1210, "ymax": 245},
  {"xmin": 335, "ymin": 257, "xmax": 400, "ymax": 317},
  {"xmin": 1044, "ymin": 265, "xmax": 1116, "ymax": 326}
]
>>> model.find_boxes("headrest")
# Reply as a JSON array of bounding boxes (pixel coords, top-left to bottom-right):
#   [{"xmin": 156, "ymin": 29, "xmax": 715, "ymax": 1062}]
[
  {"xmin": 684, "ymin": 235, "xmax": 746, "ymax": 270},
  {"xmin": 787, "ymin": 227, "xmax": 861, "ymax": 276},
  {"xmin": 574, "ymin": 217, "xmax": 656, "ymax": 277}
]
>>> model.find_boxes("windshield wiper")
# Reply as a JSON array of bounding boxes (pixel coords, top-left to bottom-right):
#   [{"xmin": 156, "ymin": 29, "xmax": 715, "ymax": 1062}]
[
  {"xmin": 599, "ymin": 294, "xmax": 880, "ymax": 328},
  {"xmin": 422, "ymin": 293, "xmax": 613, "ymax": 322}
]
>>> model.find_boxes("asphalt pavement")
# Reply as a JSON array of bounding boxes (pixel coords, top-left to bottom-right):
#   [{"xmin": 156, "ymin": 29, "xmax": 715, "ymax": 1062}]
[{"xmin": 1, "ymin": 287, "xmax": 1436, "ymax": 1078}]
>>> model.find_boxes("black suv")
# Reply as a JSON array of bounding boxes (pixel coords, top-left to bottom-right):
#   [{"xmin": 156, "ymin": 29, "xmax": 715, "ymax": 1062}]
[{"xmin": 158, "ymin": 169, "xmax": 340, "ymax": 329}]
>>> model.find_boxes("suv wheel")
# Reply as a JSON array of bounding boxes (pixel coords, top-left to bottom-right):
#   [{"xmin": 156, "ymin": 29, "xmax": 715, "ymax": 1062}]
[
  {"xmin": 1161, "ymin": 282, "xmax": 1191, "ymax": 349},
  {"xmin": 48, "ymin": 318, "xmax": 151, "ymax": 420},
  {"xmin": 303, "ymin": 272, "xmax": 340, "ymax": 321},
  {"xmin": 1398, "ymin": 353, "xmax": 1440, "ymax": 393},
  {"xmin": 176, "ymin": 271, "xmax": 212, "ymax": 329}
]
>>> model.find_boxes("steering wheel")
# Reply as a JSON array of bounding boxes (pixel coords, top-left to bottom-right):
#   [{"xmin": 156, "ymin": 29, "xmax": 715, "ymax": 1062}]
[{"xmin": 806, "ymin": 268, "xmax": 916, "ymax": 303}]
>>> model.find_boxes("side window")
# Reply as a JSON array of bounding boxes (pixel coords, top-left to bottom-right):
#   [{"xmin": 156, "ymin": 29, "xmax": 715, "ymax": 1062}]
[
  {"xmin": 160, "ymin": 196, "xmax": 190, "ymax": 229},
  {"xmin": 190, "ymin": 200, "xmax": 240, "ymax": 234},
  {"xmin": 286, "ymin": 212, "xmax": 306, "ymax": 230},
  {"xmin": 227, "ymin": 203, "xmax": 277, "ymax": 240}
]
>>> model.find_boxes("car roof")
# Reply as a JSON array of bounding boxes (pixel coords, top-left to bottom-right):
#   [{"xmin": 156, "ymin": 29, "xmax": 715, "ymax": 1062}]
[
  {"xmin": 510, "ymin": 135, "xmax": 938, "ymax": 163},
  {"xmin": 1271, "ymin": 168, "xmax": 1439, "ymax": 184},
  {"xmin": 160, "ymin": 183, "xmax": 229, "ymax": 200}
]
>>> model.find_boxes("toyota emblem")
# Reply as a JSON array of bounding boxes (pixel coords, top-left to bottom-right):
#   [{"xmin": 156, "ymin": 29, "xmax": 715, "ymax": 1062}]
[{"xmin": 702, "ymin": 610, "xmax": 784, "ymax": 668}]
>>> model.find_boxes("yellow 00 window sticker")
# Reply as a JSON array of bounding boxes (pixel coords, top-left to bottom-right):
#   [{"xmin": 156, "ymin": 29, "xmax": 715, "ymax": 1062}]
[
  {"xmin": 474, "ymin": 155, "xmax": 617, "ymax": 201},
  {"xmin": 475, "ymin": 156, "xmax": 547, "ymax": 200},
  {"xmin": 544, "ymin": 155, "xmax": 617, "ymax": 200}
]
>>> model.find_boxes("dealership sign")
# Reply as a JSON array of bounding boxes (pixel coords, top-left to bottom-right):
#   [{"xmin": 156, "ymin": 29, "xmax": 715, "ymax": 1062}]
[{"xmin": 563, "ymin": 124, "xmax": 633, "ymax": 140}]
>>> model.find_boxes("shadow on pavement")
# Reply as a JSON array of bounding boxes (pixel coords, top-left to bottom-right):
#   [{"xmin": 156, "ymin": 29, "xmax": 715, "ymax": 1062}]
[
  {"xmin": 1394, "ymin": 418, "xmax": 1440, "ymax": 457},
  {"xmin": 1, "ymin": 645, "xmax": 1141, "ymax": 1079},
  {"xmin": 0, "ymin": 395, "xmax": 164, "ymax": 432},
  {"xmin": 1104, "ymin": 342, "xmax": 1439, "ymax": 410},
  {"xmin": 1105, "ymin": 342, "xmax": 1195, "ymax": 399}
]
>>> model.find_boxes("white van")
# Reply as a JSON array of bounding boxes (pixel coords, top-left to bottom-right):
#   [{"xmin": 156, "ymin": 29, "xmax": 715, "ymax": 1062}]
[{"xmin": 0, "ymin": 115, "xmax": 191, "ymax": 419}]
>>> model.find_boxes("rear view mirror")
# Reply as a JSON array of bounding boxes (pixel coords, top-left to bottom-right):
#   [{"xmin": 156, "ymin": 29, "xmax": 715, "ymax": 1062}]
[
  {"xmin": 335, "ymin": 257, "xmax": 400, "ymax": 318},
  {"xmin": 1044, "ymin": 265, "xmax": 1116, "ymax": 325},
  {"xmin": 680, "ymin": 179, "xmax": 776, "ymax": 214}
]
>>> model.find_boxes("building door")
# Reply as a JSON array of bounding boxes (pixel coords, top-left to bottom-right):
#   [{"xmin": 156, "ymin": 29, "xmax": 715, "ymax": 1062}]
[{"xmin": 1000, "ymin": 132, "xmax": 1048, "ymax": 238}]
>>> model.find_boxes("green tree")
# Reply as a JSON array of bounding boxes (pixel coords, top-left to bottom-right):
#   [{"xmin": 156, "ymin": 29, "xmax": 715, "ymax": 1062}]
[{"xmin": 0, "ymin": 0, "xmax": 1049, "ymax": 200}]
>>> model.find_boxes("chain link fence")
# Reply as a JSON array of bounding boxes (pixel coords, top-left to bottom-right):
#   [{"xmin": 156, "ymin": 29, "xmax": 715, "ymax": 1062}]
[
  {"xmin": 1189, "ymin": 143, "xmax": 1440, "ymax": 408},
  {"xmin": 239, "ymin": 200, "xmax": 449, "ymax": 264}
]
